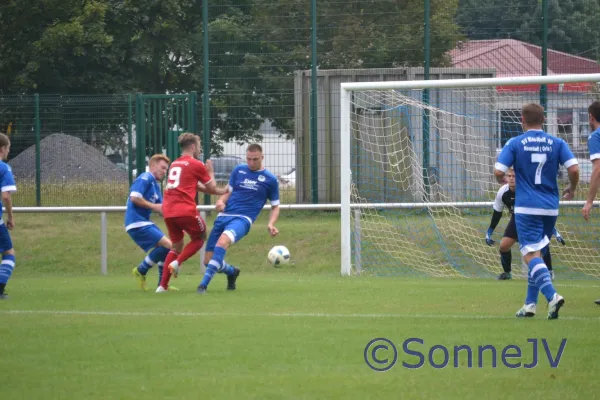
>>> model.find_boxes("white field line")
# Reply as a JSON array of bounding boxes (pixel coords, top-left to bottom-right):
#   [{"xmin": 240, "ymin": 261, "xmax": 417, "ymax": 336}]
[{"xmin": 1, "ymin": 309, "xmax": 599, "ymax": 321}]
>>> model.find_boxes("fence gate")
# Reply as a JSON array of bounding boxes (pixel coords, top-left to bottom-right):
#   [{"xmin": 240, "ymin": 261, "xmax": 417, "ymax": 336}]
[{"xmin": 134, "ymin": 92, "xmax": 197, "ymax": 173}]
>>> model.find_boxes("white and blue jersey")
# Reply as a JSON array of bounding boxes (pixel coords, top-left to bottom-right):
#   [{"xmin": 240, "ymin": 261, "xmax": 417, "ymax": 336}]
[
  {"xmin": 221, "ymin": 164, "xmax": 280, "ymax": 224},
  {"xmin": 206, "ymin": 164, "xmax": 280, "ymax": 251},
  {"xmin": 588, "ymin": 126, "xmax": 600, "ymax": 161},
  {"xmin": 0, "ymin": 162, "xmax": 16, "ymax": 221},
  {"xmin": 496, "ymin": 130, "xmax": 577, "ymax": 255},
  {"xmin": 0, "ymin": 162, "xmax": 16, "ymax": 252},
  {"xmin": 125, "ymin": 172, "xmax": 164, "ymax": 252},
  {"xmin": 495, "ymin": 130, "xmax": 577, "ymax": 216}
]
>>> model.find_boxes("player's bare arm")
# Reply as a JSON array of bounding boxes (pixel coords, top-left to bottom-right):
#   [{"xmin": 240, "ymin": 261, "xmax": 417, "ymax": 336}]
[
  {"xmin": 196, "ymin": 179, "xmax": 228, "ymax": 196},
  {"xmin": 267, "ymin": 205, "xmax": 280, "ymax": 237},
  {"xmin": 2, "ymin": 191, "xmax": 14, "ymax": 230},
  {"xmin": 214, "ymin": 190, "xmax": 231, "ymax": 212},
  {"xmin": 493, "ymin": 168, "xmax": 506, "ymax": 184},
  {"xmin": 130, "ymin": 196, "xmax": 162, "ymax": 214},
  {"xmin": 583, "ymin": 159, "xmax": 600, "ymax": 220},
  {"xmin": 562, "ymin": 164, "xmax": 579, "ymax": 201}
]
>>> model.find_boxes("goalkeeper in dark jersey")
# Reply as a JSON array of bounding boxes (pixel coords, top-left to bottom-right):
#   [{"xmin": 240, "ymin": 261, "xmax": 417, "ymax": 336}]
[{"xmin": 485, "ymin": 168, "xmax": 565, "ymax": 280}]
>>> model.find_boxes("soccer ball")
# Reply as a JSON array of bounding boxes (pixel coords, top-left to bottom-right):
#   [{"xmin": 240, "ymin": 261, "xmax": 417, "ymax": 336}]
[{"xmin": 268, "ymin": 245, "xmax": 290, "ymax": 267}]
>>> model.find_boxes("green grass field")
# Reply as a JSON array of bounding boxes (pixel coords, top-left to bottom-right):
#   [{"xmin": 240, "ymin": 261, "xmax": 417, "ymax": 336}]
[{"xmin": 1, "ymin": 212, "xmax": 600, "ymax": 399}]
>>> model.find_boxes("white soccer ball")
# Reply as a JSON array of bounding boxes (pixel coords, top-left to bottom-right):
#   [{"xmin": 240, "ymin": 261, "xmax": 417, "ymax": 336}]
[{"xmin": 268, "ymin": 245, "xmax": 291, "ymax": 267}]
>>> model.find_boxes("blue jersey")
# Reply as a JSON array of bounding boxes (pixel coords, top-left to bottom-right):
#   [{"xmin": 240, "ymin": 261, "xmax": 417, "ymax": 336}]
[
  {"xmin": 221, "ymin": 164, "xmax": 280, "ymax": 224},
  {"xmin": 0, "ymin": 162, "xmax": 16, "ymax": 221},
  {"xmin": 588, "ymin": 126, "xmax": 600, "ymax": 161},
  {"xmin": 124, "ymin": 172, "xmax": 163, "ymax": 231},
  {"xmin": 496, "ymin": 129, "xmax": 577, "ymax": 215}
]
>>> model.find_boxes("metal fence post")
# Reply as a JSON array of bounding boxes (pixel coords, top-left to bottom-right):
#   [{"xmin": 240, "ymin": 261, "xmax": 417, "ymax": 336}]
[
  {"xmin": 202, "ymin": 0, "xmax": 211, "ymax": 206},
  {"xmin": 540, "ymin": 0, "xmax": 549, "ymax": 118},
  {"xmin": 34, "ymin": 93, "xmax": 41, "ymax": 206},
  {"xmin": 101, "ymin": 212, "xmax": 108, "ymax": 275},
  {"xmin": 127, "ymin": 94, "xmax": 133, "ymax": 186},
  {"xmin": 310, "ymin": 0, "xmax": 319, "ymax": 204}
]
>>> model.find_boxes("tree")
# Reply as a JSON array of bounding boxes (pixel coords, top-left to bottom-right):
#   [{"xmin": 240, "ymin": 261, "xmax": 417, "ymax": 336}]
[
  {"xmin": 455, "ymin": 0, "xmax": 600, "ymax": 59},
  {"xmin": 0, "ymin": 0, "xmax": 464, "ymax": 159},
  {"xmin": 246, "ymin": 0, "xmax": 463, "ymax": 138}
]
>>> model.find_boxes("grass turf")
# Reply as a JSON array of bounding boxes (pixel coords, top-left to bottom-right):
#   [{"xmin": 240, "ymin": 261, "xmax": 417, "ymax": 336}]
[{"xmin": 1, "ymin": 212, "xmax": 599, "ymax": 399}]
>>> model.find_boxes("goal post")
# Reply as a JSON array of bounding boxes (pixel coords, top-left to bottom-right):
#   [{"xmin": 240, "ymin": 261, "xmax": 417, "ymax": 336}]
[{"xmin": 340, "ymin": 73, "xmax": 600, "ymax": 278}]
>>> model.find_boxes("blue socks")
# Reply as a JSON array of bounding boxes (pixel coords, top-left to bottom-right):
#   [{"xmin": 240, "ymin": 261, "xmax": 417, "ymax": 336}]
[
  {"xmin": 220, "ymin": 261, "xmax": 235, "ymax": 276},
  {"xmin": 528, "ymin": 257, "xmax": 556, "ymax": 303},
  {"xmin": 137, "ymin": 246, "xmax": 169, "ymax": 275},
  {"xmin": 200, "ymin": 264, "xmax": 218, "ymax": 287},
  {"xmin": 0, "ymin": 254, "xmax": 15, "ymax": 287},
  {"xmin": 525, "ymin": 275, "xmax": 539, "ymax": 305},
  {"xmin": 200, "ymin": 246, "xmax": 235, "ymax": 288},
  {"xmin": 212, "ymin": 247, "xmax": 226, "ymax": 267}
]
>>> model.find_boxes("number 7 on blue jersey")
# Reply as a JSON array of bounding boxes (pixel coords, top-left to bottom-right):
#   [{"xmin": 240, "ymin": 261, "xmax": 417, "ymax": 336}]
[{"xmin": 531, "ymin": 153, "xmax": 547, "ymax": 185}]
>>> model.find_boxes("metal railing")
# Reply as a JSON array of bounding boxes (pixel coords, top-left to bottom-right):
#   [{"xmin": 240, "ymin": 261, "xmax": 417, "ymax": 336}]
[
  {"xmin": 10, "ymin": 204, "xmax": 341, "ymax": 275},
  {"xmin": 9, "ymin": 199, "xmax": 597, "ymax": 275}
]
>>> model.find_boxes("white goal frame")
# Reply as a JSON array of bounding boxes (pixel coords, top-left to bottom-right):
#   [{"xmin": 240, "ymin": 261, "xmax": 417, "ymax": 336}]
[{"xmin": 340, "ymin": 73, "xmax": 600, "ymax": 276}]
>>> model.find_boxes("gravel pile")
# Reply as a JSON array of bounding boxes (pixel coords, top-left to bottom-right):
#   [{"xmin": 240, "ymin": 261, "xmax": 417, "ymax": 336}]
[{"xmin": 8, "ymin": 134, "xmax": 128, "ymax": 183}]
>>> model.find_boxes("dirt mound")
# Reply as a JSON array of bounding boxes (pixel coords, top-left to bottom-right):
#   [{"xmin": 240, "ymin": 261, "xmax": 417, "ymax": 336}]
[{"xmin": 8, "ymin": 134, "xmax": 128, "ymax": 183}]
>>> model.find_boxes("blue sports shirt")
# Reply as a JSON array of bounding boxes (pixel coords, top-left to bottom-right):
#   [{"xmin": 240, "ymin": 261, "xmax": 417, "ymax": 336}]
[
  {"xmin": 124, "ymin": 172, "xmax": 162, "ymax": 231},
  {"xmin": 588, "ymin": 126, "xmax": 600, "ymax": 161},
  {"xmin": 0, "ymin": 162, "xmax": 16, "ymax": 221},
  {"xmin": 495, "ymin": 129, "xmax": 577, "ymax": 215},
  {"xmin": 220, "ymin": 164, "xmax": 280, "ymax": 224}
]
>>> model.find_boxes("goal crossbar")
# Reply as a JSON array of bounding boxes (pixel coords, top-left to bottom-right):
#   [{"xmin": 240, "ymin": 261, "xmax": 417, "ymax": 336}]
[{"xmin": 340, "ymin": 73, "xmax": 600, "ymax": 91}]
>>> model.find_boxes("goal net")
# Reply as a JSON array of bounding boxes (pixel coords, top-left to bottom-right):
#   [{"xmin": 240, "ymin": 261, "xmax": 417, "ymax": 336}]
[{"xmin": 340, "ymin": 74, "xmax": 600, "ymax": 279}]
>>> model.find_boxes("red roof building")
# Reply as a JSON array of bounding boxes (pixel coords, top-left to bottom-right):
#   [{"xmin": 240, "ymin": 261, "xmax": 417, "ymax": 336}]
[{"xmin": 449, "ymin": 39, "xmax": 600, "ymax": 92}]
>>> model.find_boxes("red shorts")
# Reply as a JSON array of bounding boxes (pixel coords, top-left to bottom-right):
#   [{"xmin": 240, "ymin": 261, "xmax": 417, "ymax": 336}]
[{"xmin": 164, "ymin": 214, "xmax": 207, "ymax": 243}]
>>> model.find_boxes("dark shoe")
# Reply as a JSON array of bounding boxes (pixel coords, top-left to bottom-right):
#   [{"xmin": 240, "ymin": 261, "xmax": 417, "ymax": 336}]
[
  {"xmin": 227, "ymin": 267, "xmax": 240, "ymax": 291},
  {"xmin": 497, "ymin": 272, "xmax": 512, "ymax": 280},
  {"xmin": 197, "ymin": 285, "xmax": 207, "ymax": 294}
]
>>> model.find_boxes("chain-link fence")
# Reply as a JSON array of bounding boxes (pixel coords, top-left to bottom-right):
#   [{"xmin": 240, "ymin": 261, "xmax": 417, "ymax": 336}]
[{"xmin": 1, "ymin": 0, "xmax": 599, "ymax": 206}]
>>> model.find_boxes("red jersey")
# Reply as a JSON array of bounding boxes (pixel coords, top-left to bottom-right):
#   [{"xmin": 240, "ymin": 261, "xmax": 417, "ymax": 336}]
[{"xmin": 163, "ymin": 155, "xmax": 212, "ymax": 218}]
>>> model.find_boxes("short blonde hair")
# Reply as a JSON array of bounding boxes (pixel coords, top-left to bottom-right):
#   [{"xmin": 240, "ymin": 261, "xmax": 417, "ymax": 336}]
[
  {"xmin": 178, "ymin": 132, "xmax": 200, "ymax": 150},
  {"xmin": 149, "ymin": 154, "xmax": 170, "ymax": 165},
  {"xmin": 0, "ymin": 133, "xmax": 10, "ymax": 148},
  {"xmin": 246, "ymin": 143, "xmax": 263, "ymax": 153}
]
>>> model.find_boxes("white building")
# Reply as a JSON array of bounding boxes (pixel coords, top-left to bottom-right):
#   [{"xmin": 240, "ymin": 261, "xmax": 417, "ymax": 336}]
[{"xmin": 219, "ymin": 119, "xmax": 296, "ymax": 177}]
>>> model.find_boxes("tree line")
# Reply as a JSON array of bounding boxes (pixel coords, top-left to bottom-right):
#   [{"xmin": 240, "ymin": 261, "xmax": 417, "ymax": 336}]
[{"xmin": 0, "ymin": 0, "xmax": 596, "ymax": 157}]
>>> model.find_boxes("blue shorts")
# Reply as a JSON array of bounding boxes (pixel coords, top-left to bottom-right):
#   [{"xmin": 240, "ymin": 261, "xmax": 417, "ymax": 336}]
[
  {"xmin": 0, "ymin": 224, "xmax": 13, "ymax": 253},
  {"xmin": 127, "ymin": 224, "xmax": 165, "ymax": 252},
  {"xmin": 206, "ymin": 216, "xmax": 252, "ymax": 252},
  {"xmin": 515, "ymin": 214, "xmax": 557, "ymax": 256}
]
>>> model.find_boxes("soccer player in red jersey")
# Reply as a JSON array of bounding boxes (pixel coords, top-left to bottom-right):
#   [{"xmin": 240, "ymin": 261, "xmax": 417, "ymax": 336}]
[{"xmin": 157, "ymin": 133, "xmax": 228, "ymax": 292}]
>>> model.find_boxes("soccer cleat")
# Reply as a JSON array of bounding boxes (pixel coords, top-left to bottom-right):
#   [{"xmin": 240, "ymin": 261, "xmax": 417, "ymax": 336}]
[
  {"xmin": 132, "ymin": 267, "xmax": 147, "ymax": 291},
  {"xmin": 497, "ymin": 272, "xmax": 512, "ymax": 280},
  {"xmin": 155, "ymin": 286, "xmax": 167, "ymax": 293},
  {"xmin": 595, "ymin": 298, "xmax": 600, "ymax": 305},
  {"xmin": 0, "ymin": 292, "xmax": 8, "ymax": 300},
  {"xmin": 548, "ymin": 293, "xmax": 565, "ymax": 320},
  {"xmin": 550, "ymin": 270, "xmax": 555, "ymax": 281},
  {"xmin": 516, "ymin": 303, "xmax": 536, "ymax": 317},
  {"xmin": 197, "ymin": 285, "xmax": 207, "ymax": 294},
  {"xmin": 168, "ymin": 263, "xmax": 180, "ymax": 278},
  {"xmin": 227, "ymin": 267, "xmax": 241, "ymax": 290}
]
